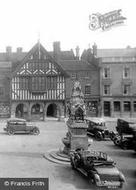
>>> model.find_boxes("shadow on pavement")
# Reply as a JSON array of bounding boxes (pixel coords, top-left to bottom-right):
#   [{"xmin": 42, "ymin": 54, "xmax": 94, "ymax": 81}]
[{"xmin": 54, "ymin": 165, "xmax": 99, "ymax": 190}]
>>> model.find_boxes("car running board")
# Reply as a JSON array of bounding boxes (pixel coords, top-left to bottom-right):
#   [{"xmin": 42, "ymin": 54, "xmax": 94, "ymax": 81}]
[{"xmin": 77, "ymin": 168, "xmax": 88, "ymax": 177}]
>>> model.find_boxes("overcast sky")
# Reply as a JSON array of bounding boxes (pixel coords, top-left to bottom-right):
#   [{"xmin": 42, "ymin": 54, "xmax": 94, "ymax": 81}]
[{"xmin": 0, "ymin": 0, "xmax": 136, "ymax": 52}]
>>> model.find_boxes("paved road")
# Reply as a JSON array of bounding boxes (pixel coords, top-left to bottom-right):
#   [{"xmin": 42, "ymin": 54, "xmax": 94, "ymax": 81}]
[{"xmin": 0, "ymin": 120, "xmax": 135, "ymax": 190}]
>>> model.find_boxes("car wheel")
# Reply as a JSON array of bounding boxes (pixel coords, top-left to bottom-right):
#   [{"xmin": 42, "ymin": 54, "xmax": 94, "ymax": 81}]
[
  {"xmin": 8, "ymin": 129, "xmax": 15, "ymax": 135},
  {"xmin": 110, "ymin": 132, "xmax": 116, "ymax": 141},
  {"xmin": 95, "ymin": 131, "xmax": 103, "ymax": 141},
  {"xmin": 122, "ymin": 141, "xmax": 128, "ymax": 150},
  {"xmin": 88, "ymin": 173, "xmax": 96, "ymax": 184},
  {"xmin": 32, "ymin": 128, "xmax": 40, "ymax": 135},
  {"xmin": 114, "ymin": 138, "xmax": 121, "ymax": 146},
  {"xmin": 120, "ymin": 182, "xmax": 123, "ymax": 188}
]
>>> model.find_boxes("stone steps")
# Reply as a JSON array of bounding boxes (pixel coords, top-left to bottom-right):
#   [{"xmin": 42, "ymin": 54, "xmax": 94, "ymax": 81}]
[
  {"xmin": 57, "ymin": 151, "xmax": 69, "ymax": 158},
  {"xmin": 50, "ymin": 151, "xmax": 70, "ymax": 162},
  {"xmin": 43, "ymin": 150, "xmax": 70, "ymax": 165}
]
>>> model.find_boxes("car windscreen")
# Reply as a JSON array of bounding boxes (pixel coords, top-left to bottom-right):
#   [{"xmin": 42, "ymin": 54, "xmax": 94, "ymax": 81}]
[{"xmin": 8, "ymin": 121, "xmax": 26, "ymax": 125}]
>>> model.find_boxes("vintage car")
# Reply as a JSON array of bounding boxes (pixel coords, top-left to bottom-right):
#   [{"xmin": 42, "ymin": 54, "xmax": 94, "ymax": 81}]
[
  {"xmin": 4, "ymin": 118, "xmax": 40, "ymax": 135},
  {"xmin": 111, "ymin": 119, "xmax": 136, "ymax": 151},
  {"xmin": 86, "ymin": 118, "xmax": 111, "ymax": 140},
  {"xmin": 70, "ymin": 149, "xmax": 125, "ymax": 188}
]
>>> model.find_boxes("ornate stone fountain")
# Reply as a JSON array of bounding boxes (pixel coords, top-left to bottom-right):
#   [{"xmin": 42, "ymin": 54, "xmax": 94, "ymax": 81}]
[
  {"xmin": 44, "ymin": 81, "xmax": 90, "ymax": 164},
  {"xmin": 62, "ymin": 80, "xmax": 88, "ymax": 155}
]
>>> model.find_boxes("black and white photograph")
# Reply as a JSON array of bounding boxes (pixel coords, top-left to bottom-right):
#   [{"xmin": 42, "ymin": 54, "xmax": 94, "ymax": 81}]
[{"xmin": 0, "ymin": 0, "xmax": 135, "ymax": 189}]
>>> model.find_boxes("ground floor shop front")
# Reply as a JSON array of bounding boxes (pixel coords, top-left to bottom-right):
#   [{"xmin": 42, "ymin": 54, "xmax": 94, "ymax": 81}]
[
  {"xmin": 101, "ymin": 97, "xmax": 136, "ymax": 118},
  {"xmin": 1, "ymin": 98, "xmax": 136, "ymax": 120}
]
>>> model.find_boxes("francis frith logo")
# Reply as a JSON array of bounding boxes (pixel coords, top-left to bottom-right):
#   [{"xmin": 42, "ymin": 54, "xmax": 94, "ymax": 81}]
[{"xmin": 89, "ymin": 9, "xmax": 126, "ymax": 31}]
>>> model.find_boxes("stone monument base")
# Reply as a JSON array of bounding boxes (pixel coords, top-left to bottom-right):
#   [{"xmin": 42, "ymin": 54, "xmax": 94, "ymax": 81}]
[{"xmin": 43, "ymin": 149, "xmax": 70, "ymax": 165}]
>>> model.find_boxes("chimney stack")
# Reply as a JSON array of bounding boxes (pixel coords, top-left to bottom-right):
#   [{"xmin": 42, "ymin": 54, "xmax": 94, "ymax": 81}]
[
  {"xmin": 6, "ymin": 46, "xmax": 12, "ymax": 54},
  {"xmin": 6, "ymin": 46, "xmax": 12, "ymax": 60},
  {"xmin": 53, "ymin": 41, "xmax": 60, "ymax": 60},
  {"xmin": 16, "ymin": 47, "xmax": 23, "ymax": 53},
  {"xmin": 75, "ymin": 46, "xmax": 80, "ymax": 60},
  {"xmin": 92, "ymin": 43, "xmax": 97, "ymax": 57}
]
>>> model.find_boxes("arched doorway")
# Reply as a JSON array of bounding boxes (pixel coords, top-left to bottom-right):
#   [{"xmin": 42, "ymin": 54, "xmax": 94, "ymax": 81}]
[
  {"xmin": 15, "ymin": 103, "xmax": 27, "ymax": 118},
  {"xmin": 31, "ymin": 103, "xmax": 43, "ymax": 120},
  {"xmin": 47, "ymin": 103, "xmax": 57, "ymax": 117}
]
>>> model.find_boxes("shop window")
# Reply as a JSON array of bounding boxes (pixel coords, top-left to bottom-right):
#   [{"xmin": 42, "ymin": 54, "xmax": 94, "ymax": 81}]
[
  {"xmin": 103, "ymin": 85, "xmax": 110, "ymax": 95},
  {"xmin": 85, "ymin": 85, "xmax": 91, "ymax": 94},
  {"xmin": 103, "ymin": 67, "xmax": 110, "ymax": 78},
  {"xmin": 124, "ymin": 101, "xmax": 131, "ymax": 111},
  {"xmin": 134, "ymin": 101, "xmax": 136, "ymax": 112},
  {"xmin": 114, "ymin": 101, "xmax": 120, "ymax": 111}
]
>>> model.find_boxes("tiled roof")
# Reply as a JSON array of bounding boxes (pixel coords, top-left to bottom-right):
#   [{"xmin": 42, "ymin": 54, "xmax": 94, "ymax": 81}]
[
  {"xmin": 0, "ymin": 51, "xmax": 75, "ymax": 62},
  {"xmin": 59, "ymin": 60, "xmax": 97, "ymax": 71},
  {"xmin": 97, "ymin": 48, "xmax": 136, "ymax": 57},
  {"xmin": 1, "ymin": 46, "xmax": 136, "ymax": 71},
  {"xmin": 0, "ymin": 52, "xmax": 27, "ymax": 62},
  {"xmin": 0, "ymin": 49, "xmax": 75, "ymax": 71},
  {"xmin": 0, "ymin": 61, "xmax": 12, "ymax": 68},
  {"xmin": 49, "ymin": 50, "xmax": 75, "ymax": 60}
]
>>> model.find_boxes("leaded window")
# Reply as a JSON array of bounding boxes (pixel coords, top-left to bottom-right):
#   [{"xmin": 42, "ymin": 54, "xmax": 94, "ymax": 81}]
[
  {"xmin": 29, "ymin": 77, "xmax": 46, "ymax": 92},
  {"xmin": 47, "ymin": 77, "xmax": 57, "ymax": 90}
]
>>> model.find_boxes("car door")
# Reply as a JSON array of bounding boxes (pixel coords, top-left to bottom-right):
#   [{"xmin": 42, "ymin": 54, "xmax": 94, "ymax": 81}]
[{"xmin": 16, "ymin": 121, "xmax": 26, "ymax": 132}]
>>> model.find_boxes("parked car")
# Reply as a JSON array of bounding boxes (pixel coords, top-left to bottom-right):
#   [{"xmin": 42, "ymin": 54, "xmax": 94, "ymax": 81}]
[
  {"xmin": 86, "ymin": 118, "xmax": 111, "ymax": 140},
  {"xmin": 4, "ymin": 118, "xmax": 40, "ymax": 135},
  {"xmin": 111, "ymin": 119, "xmax": 136, "ymax": 151},
  {"xmin": 70, "ymin": 149, "xmax": 125, "ymax": 188}
]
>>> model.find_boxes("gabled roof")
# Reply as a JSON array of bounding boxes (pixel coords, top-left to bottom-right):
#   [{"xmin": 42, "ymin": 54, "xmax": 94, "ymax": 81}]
[{"xmin": 12, "ymin": 42, "xmax": 69, "ymax": 77}]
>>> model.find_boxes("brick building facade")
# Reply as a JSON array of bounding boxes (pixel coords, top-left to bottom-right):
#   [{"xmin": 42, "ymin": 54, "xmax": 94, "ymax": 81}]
[{"xmin": 97, "ymin": 48, "xmax": 136, "ymax": 117}]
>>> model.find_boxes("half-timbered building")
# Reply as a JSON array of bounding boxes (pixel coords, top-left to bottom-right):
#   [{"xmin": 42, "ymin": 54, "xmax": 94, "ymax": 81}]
[{"xmin": 11, "ymin": 42, "xmax": 69, "ymax": 121}]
